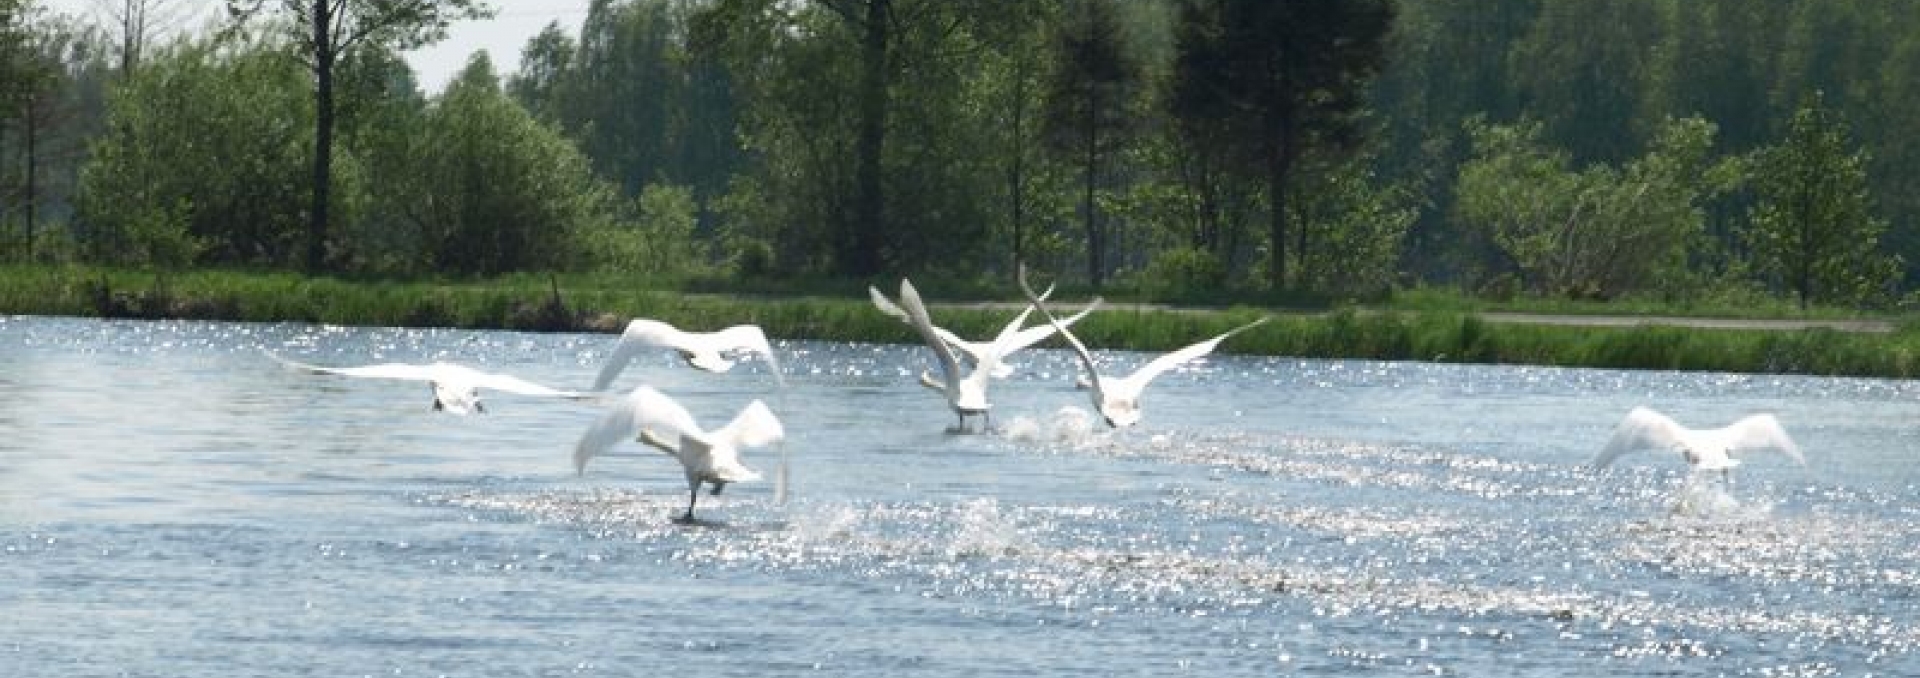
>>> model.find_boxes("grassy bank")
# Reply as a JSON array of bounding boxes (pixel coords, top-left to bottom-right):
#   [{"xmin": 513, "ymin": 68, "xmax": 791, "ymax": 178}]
[{"xmin": 5, "ymin": 264, "xmax": 1919, "ymax": 378}]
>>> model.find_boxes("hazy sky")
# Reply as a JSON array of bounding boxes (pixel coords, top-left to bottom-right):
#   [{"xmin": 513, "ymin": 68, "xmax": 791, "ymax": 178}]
[{"xmin": 35, "ymin": 0, "xmax": 593, "ymax": 94}]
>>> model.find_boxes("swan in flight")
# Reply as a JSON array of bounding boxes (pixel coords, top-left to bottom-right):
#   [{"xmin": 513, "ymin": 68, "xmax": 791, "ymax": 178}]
[
  {"xmin": 868, "ymin": 283, "xmax": 1100, "ymax": 379},
  {"xmin": 893, "ymin": 278, "xmax": 998, "ymax": 431},
  {"xmin": 593, "ymin": 318, "xmax": 782, "ymax": 390},
  {"xmin": 268, "ymin": 352, "xmax": 589, "ymax": 415},
  {"xmin": 1589, "ymin": 406, "xmax": 1805, "ymax": 484},
  {"xmin": 574, "ymin": 385, "xmax": 785, "ymax": 522},
  {"xmin": 1018, "ymin": 266, "xmax": 1266, "ymax": 428}
]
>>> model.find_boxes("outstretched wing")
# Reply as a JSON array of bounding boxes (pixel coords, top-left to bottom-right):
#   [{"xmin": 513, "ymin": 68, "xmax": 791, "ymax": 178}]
[
  {"xmin": 988, "ymin": 282, "xmax": 1054, "ymax": 347},
  {"xmin": 592, "ymin": 318, "xmax": 686, "ymax": 391},
  {"xmin": 1120, "ymin": 316, "xmax": 1268, "ymax": 390},
  {"xmin": 899, "ymin": 279, "xmax": 965, "ymax": 391},
  {"xmin": 713, "ymin": 400, "xmax": 786, "ymax": 450},
  {"xmin": 1017, "ymin": 265, "xmax": 1104, "ymax": 393},
  {"xmin": 1589, "ymin": 406, "xmax": 1687, "ymax": 469},
  {"xmin": 711, "ymin": 324, "xmax": 784, "ymax": 385},
  {"xmin": 461, "ymin": 367, "xmax": 590, "ymax": 399},
  {"xmin": 872, "ymin": 285, "xmax": 971, "ymax": 358},
  {"xmin": 573, "ymin": 385, "xmax": 704, "ymax": 474},
  {"xmin": 268, "ymin": 351, "xmax": 439, "ymax": 382},
  {"xmin": 1720, "ymin": 414, "xmax": 1805, "ymax": 465},
  {"xmin": 1001, "ymin": 296, "xmax": 1100, "ymax": 354}
]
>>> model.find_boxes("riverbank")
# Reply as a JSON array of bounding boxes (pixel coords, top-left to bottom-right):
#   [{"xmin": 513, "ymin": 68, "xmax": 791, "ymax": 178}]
[{"xmin": 4, "ymin": 264, "xmax": 1917, "ymax": 378}]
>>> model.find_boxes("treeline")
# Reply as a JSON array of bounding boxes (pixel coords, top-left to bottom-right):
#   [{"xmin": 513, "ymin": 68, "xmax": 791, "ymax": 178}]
[{"xmin": 2, "ymin": 0, "xmax": 1916, "ymax": 309}]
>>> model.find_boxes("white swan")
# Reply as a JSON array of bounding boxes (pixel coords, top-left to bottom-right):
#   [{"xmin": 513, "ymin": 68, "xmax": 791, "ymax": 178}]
[
  {"xmin": 1018, "ymin": 266, "xmax": 1266, "ymax": 428},
  {"xmin": 593, "ymin": 318, "xmax": 782, "ymax": 390},
  {"xmin": 868, "ymin": 283, "xmax": 1099, "ymax": 379},
  {"xmin": 893, "ymin": 278, "xmax": 1003, "ymax": 432},
  {"xmin": 1589, "ymin": 406, "xmax": 1805, "ymax": 483},
  {"xmin": 269, "ymin": 352, "xmax": 588, "ymax": 415},
  {"xmin": 574, "ymin": 385, "xmax": 785, "ymax": 522}
]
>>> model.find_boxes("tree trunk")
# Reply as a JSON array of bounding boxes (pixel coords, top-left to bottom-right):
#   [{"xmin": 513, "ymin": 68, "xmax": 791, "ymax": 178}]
[
  {"xmin": 1083, "ymin": 89, "xmax": 1103, "ymax": 288},
  {"xmin": 1266, "ymin": 147, "xmax": 1289, "ymax": 289},
  {"xmin": 306, "ymin": 0, "xmax": 334, "ymax": 273},
  {"xmin": 1265, "ymin": 107, "xmax": 1296, "ymax": 290},
  {"xmin": 24, "ymin": 92, "xmax": 36, "ymax": 260},
  {"xmin": 848, "ymin": 0, "xmax": 889, "ymax": 277},
  {"xmin": 1008, "ymin": 58, "xmax": 1026, "ymax": 271}
]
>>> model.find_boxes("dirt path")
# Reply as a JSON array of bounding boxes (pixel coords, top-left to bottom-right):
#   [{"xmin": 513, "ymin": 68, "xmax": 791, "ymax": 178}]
[
  {"xmin": 1473, "ymin": 312, "xmax": 1894, "ymax": 333},
  {"xmin": 933, "ymin": 301, "xmax": 1897, "ymax": 334}
]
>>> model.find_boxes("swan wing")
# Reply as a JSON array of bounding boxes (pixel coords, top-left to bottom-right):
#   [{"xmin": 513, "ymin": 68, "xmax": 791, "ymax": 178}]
[
  {"xmin": 713, "ymin": 400, "xmax": 786, "ymax": 451},
  {"xmin": 869, "ymin": 285, "xmax": 911, "ymax": 322},
  {"xmin": 592, "ymin": 319, "xmax": 687, "ymax": 390},
  {"xmin": 1017, "ymin": 265, "xmax": 1104, "ymax": 393},
  {"xmin": 988, "ymin": 282, "xmax": 1054, "ymax": 347},
  {"xmin": 873, "ymin": 285, "xmax": 973, "ymax": 360},
  {"xmin": 573, "ymin": 386, "xmax": 703, "ymax": 474},
  {"xmin": 462, "ymin": 367, "xmax": 589, "ymax": 399},
  {"xmin": 1720, "ymin": 414, "xmax": 1806, "ymax": 465},
  {"xmin": 1590, "ymin": 406, "xmax": 1687, "ymax": 469},
  {"xmin": 1002, "ymin": 296, "xmax": 1101, "ymax": 353},
  {"xmin": 269, "ymin": 352, "xmax": 441, "ymax": 382},
  {"xmin": 710, "ymin": 324, "xmax": 783, "ymax": 384},
  {"xmin": 899, "ymin": 279, "xmax": 964, "ymax": 390},
  {"xmin": 1121, "ymin": 316, "xmax": 1267, "ymax": 390}
]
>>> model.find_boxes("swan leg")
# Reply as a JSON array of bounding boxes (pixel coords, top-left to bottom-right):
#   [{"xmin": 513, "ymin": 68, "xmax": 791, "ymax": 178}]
[
  {"xmin": 709, "ymin": 480, "xmax": 727, "ymax": 496},
  {"xmin": 680, "ymin": 485, "xmax": 700, "ymax": 523}
]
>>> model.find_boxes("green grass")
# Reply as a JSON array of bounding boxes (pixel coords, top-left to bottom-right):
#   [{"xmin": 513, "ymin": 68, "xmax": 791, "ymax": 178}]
[
  {"xmin": 6, "ymin": 263, "xmax": 1919, "ymax": 378},
  {"xmin": 1384, "ymin": 284, "xmax": 1891, "ymax": 321}
]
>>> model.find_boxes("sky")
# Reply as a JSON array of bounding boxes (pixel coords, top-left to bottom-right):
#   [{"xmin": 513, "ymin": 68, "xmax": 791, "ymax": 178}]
[{"xmin": 36, "ymin": 0, "xmax": 594, "ymax": 94}]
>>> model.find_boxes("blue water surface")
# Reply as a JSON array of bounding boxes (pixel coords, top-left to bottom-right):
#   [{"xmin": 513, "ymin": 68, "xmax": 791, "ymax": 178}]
[{"xmin": 1, "ymin": 315, "xmax": 1916, "ymax": 676}]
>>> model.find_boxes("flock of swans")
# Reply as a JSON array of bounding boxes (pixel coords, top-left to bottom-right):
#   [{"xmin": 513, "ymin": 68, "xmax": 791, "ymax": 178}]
[{"xmin": 269, "ymin": 268, "xmax": 1808, "ymax": 522}]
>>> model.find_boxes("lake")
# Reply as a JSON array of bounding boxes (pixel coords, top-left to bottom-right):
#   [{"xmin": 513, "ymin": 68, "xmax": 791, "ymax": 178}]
[{"xmin": 2, "ymin": 315, "xmax": 1916, "ymax": 676}]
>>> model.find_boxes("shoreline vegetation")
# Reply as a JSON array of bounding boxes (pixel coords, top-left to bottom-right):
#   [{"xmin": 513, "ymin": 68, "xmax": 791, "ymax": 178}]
[{"xmin": 4, "ymin": 264, "xmax": 1917, "ymax": 379}]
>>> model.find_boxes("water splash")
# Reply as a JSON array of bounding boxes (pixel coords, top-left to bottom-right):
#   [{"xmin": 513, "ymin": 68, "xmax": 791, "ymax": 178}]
[{"xmin": 1002, "ymin": 406, "xmax": 1100, "ymax": 447}]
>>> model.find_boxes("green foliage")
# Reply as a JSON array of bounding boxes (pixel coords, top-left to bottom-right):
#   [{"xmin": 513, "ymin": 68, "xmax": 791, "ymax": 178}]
[
  {"xmin": 1288, "ymin": 155, "xmax": 1417, "ymax": 299},
  {"xmin": 402, "ymin": 54, "xmax": 614, "ymax": 275},
  {"xmin": 581, "ymin": 182, "xmax": 704, "ymax": 275},
  {"xmin": 76, "ymin": 38, "xmax": 314, "ymax": 267},
  {"xmin": 1745, "ymin": 95, "xmax": 1899, "ymax": 309},
  {"xmin": 1455, "ymin": 116, "xmax": 1736, "ymax": 300},
  {"xmin": 1043, "ymin": 0, "xmax": 1141, "ymax": 288},
  {"xmin": 1136, "ymin": 246, "xmax": 1225, "ymax": 298},
  {"xmin": 1169, "ymin": 0, "xmax": 1395, "ymax": 289}
]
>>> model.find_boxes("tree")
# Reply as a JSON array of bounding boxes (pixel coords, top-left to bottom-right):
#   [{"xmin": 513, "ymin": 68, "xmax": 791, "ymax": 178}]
[
  {"xmin": 1507, "ymin": 0, "xmax": 1662, "ymax": 165},
  {"xmin": 225, "ymin": 0, "xmax": 493, "ymax": 273},
  {"xmin": 89, "ymin": 0, "xmax": 186, "ymax": 76},
  {"xmin": 76, "ymin": 37, "xmax": 313, "ymax": 267},
  {"xmin": 1042, "ymin": 0, "xmax": 1138, "ymax": 288},
  {"xmin": 3, "ymin": 2, "xmax": 96, "ymax": 261},
  {"xmin": 402, "ymin": 54, "xmax": 612, "ymax": 275},
  {"xmin": 1288, "ymin": 153, "xmax": 1416, "ymax": 297},
  {"xmin": 504, "ymin": 19, "xmax": 572, "ymax": 123},
  {"xmin": 1169, "ymin": 0, "xmax": 1394, "ymax": 289},
  {"xmin": 1745, "ymin": 95, "xmax": 1899, "ymax": 309},
  {"xmin": 1456, "ymin": 117, "xmax": 1740, "ymax": 300}
]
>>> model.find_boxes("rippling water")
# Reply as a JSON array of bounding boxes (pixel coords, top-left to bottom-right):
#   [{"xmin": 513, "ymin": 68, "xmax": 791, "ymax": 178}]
[{"xmin": 2, "ymin": 316, "xmax": 1916, "ymax": 676}]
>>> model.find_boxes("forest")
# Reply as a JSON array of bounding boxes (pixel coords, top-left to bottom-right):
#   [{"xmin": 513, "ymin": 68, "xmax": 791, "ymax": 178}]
[{"xmin": 3, "ymin": 0, "xmax": 1918, "ymax": 310}]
